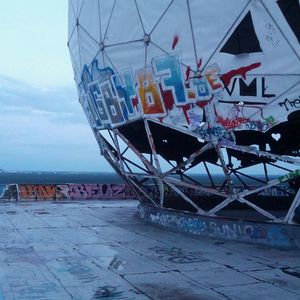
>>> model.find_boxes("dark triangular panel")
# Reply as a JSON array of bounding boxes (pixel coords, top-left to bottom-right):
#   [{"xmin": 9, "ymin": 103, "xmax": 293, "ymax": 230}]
[
  {"xmin": 220, "ymin": 11, "xmax": 262, "ymax": 55},
  {"xmin": 277, "ymin": 0, "xmax": 300, "ymax": 43}
]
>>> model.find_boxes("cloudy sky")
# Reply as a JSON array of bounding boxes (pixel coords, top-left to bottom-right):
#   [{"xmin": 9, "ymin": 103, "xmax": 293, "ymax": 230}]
[{"xmin": 0, "ymin": 1, "xmax": 112, "ymax": 172}]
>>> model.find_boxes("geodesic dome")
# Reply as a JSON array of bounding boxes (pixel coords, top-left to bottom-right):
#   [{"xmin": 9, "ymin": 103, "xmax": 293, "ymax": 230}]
[{"xmin": 68, "ymin": 0, "xmax": 300, "ymax": 224}]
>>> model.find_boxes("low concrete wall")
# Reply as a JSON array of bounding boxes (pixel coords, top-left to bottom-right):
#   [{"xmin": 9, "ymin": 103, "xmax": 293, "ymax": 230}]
[
  {"xmin": 139, "ymin": 203, "xmax": 300, "ymax": 249},
  {"xmin": 0, "ymin": 183, "xmax": 133, "ymax": 201},
  {"xmin": 1, "ymin": 182, "xmax": 292, "ymax": 202}
]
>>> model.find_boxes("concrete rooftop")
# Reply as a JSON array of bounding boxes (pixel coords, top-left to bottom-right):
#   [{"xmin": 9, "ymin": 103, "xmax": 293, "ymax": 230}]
[{"xmin": 0, "ymin": 200, "xmax": 299, "ymax": 300}]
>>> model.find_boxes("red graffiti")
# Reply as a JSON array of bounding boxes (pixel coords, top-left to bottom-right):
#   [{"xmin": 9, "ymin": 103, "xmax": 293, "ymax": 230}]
[
  {"xmin": 132, "ymin": 96, "xmax": 139, "ymax": 109},
  {"xmin": 17, "ymin": 184, "xmax": 127, "ymax": 201},
  {"xmin": 214, "ymin": 103, "xmax": 249, "ymax": 129},
  {"xmin": 182, "ymin": 104, "xmax": 192, "ymax": 124},
  {"xmin": 197, "ymin": 58, "xmax": 202, "ymax": 70},
  {"xmin": 172, "ymin": 35, "xmax": 179, "ymax": 50},
  {"xmin": 185, "ymin": 66, "xmax": 191, "ymax": 82},
  {"xmin": 221, "ymin": 62, "xmax": 261, "ymax": 86},
  {"xmin": 217, "ymin": 116, "xmax": 249, "ymax": 129},
  {"xmin": 196, "ymin": 94, "xmax": 213, "ymax": 109},
  {"xmin": 197, "ymin": 101, "xmax": 209, "ymax": 109},
  {"xmin": 159, "ymin": 84, "xmax": 174, "ymax": 111}
]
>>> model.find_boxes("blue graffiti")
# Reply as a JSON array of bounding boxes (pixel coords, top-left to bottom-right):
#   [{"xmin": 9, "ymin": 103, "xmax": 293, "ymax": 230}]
[
  {"xmin": 190, "ymin": 77, "xmax": 210, "ymax": 101},
  {"xmin": 153, "ymin": 54, "xmax": 187, "ymax": 104},
  {"xmin": 113, "ymin": 70, "xmax": 135, "ymax": 116},
  {"xmin": 81, "ymin": 60, "xmax": 135, "ymax": 128}
]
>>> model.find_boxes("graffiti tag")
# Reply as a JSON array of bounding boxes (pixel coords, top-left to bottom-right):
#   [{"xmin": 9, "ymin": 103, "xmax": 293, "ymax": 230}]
[
  {"xmin": 279, "ymin": 169, "xmax": 300, "ymax": 183},
  {"xmin": 279, "ymin": 97, "xmax": 300, "ymax": 112},
  {"xmin": 57, "ymin": 184, "xmax": 126, "ymax": 200}
]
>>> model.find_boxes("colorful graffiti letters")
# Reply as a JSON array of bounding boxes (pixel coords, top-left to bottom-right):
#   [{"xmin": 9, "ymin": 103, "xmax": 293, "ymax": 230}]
[
  {"xmin": 88, "ymin": 81, "xmax": 111, "ymax": 126},
  {"xmin": 57, "ymin": 184, "xmax": 126, "ymax": 200},
  {"xmin": 190, "ymin": 77, "xmax": 210, "ymax": 101},
  {"xmin": 205, "ymin": 64, "xmax": 223, "ymax": 91},
  {"xmin": 153, "ymin": 54, "xmax": 187, "ymax": 105},
  {"xmin": 136, "ymin": 68, "xmax": 165, "ymax": 115},
  {"xmin": 80, "ymin": 54, "xmax": 232, "ymax": 129},
  {"xmin": 245, "ymin": 115, "xmax": 277, "ymax": 131},
  {"xmin": 113, "ymin": 70, "xmax": 136, "ymax": 116},
  {"xmin": 100, "ymin": 80, "xmax": 125, "ymax": 125},
  {"xmin": 19, "ymin": 185, "xmax": 56, "ymax": 200},
  {"xmin": 217, "ymin": 115, "xmax": 249, "ymax": 129},
  {"xmin": 0, "ymin": 184, "xmax": 127, "ymax": 201},
  {"xmin": 0, "ymin": 182, "xmax": 293, "ymax": 202}
]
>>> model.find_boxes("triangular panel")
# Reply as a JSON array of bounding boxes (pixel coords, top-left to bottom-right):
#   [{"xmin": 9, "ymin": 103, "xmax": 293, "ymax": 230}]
[
  {"xmin": 105, "ymin": 42, "xmax": 145, "ymax": 73},
  {"xmin": 78, "ymin": 26, "xmax": 100, "ymax": 70},
  {"xmin": 135, "ymin": 0, "xmax": 173, "ymax": 34},
  {"xmin": 77, "ymin": 0, "xmax": 84, "ymax": 16},
  {"xmin": 150, "ymin": 0, "xmax": 196, "ymax": 68},
  {"xmin": 70, "ymin": 0, "xmax": 78, "ymax": 17},
  {"xmin": 103, "ymin": 0, "xmax": 144, "ymax": 46},
  {"xmin": 78, "ymin": 0, "xmax": 101, "ymax": 44},
  {"xmin": 68, "ymin": 1, "xmax": 77, "ymax": 40},
  {"xmin": 220, "ymin": 11, "xmax": 262, "ymax": 55},
  {"xmin": 277, "ymin": 0, "xmax": 300, "ymax": 43},
  {"xmin": 98, "ymin": 0, "xmax": 117, "ymax": 44},
  {"xmin": 68, "ymin": 28, "xmax": 81, "ymax": 75},
  {"xmin": 189, "ymin": 0, "xmax": 249, "ymax": 71}
]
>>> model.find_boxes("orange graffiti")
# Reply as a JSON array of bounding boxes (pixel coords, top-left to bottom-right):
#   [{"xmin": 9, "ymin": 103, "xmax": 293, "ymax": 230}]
[
  {"xmin": 136, "ymin": 69, "xmax": 165, "ymax": 115},
  {"xmin": 19, "ymin": 185, "xmax": 56, "ymax": 200}
]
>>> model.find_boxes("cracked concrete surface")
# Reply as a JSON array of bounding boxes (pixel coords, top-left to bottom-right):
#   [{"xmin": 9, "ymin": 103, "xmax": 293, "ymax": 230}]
[{"xmin": 0, "ymin": 200, "xmax": 299, "ymax": 299}]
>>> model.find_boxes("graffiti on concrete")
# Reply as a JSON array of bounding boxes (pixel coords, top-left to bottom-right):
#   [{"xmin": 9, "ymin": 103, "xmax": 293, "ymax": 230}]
[
  {"xmin": 0, "ymin": 183, "xmax": 127, "ymax": 201},
  {"xmin": 140, "ymin": 205, "xmax": 290, "ymax": 247},
  {"xmin": 208, "ymin": 221, "xmax": 268, "ymax": 240},
  {"xmin": 57, "ymin": 184, "xmax": 126, "ymax": 200},
  {"xmin": 57, "ymin": 256, "xmax": 99, "ymax": 284},
  {"xmin": 0, "ymin": 182, "xmax": 293, "ymax": 202},
  {"xmin": 17, "ymin": 283, "xmax": 61, "ymax": 299},
  {"xmin": 149, "ymin": 246, "xmax": 206, "ymax": 264},
  {"xmin": 0, "ymin": 184, "xmax": 18, "ymax": 201},
  {"xmin": 93, "ymin": 286, "xmax": 124, "ymax": 299},
  {"xmin": 19, "ymin": 185, "xmax": 56, "ymax": 200}
]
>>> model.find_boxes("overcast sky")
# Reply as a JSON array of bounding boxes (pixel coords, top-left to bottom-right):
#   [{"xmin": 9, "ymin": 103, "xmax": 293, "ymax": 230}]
[{"xmin": 0, "ymin": 1, "xmax": 112, "ymax": 172}]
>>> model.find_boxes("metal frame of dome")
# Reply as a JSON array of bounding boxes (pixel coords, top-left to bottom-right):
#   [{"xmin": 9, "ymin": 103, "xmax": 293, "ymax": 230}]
[{"xmin": 68, "ymin": 0, "xmax": 300, "ymax": 225}]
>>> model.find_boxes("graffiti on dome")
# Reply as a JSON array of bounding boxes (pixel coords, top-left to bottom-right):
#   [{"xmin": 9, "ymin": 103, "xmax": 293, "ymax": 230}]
[
  {"xmin": 79, "ymin": 54, "xmax": 223, "ymax": 130},
  {"xmin": 78, "ymin": 52, "xmax": 289, "ymax": 138}
]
